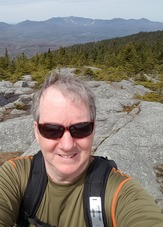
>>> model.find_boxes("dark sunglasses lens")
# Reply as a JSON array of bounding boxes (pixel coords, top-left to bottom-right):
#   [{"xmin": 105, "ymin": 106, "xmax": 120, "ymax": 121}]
[
  {"xmin": 70, "ymin": 122, "xmax": 94, "ymax": 138},
  {"xmin": 38, "ymin": 124, "xmax": 64, "ymax": 139}
]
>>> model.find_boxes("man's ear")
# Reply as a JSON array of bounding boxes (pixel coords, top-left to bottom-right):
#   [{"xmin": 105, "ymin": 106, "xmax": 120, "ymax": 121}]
[
  {"xmin": 34, "ymin": 121, "xmax": 39, "ymax": 143},
  {"xmin": 93, "ymin": 121, "xmax": 96, "ymax": 136}
]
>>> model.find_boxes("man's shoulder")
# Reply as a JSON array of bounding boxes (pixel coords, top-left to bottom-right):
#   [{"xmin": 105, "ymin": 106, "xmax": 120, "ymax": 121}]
[
  {"xmin": 110, "ymin": 168, "xmax": 131, "ymax": 180},
  {"xmin": 2, "ymin": 154, "xmax": 33, "ymax": 172},
  {"xmin": 0, "ymin": 155, "xmax": 33, "ymax": 196},
  {"xmin": 106, "ymin": 168, "xmax": 132, "ymax": 193}
]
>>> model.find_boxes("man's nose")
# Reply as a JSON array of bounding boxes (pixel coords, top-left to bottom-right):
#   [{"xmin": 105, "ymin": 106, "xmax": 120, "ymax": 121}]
[{"xmin": 59, "ymin": 130, "xmax": 75, "ymax": 151}]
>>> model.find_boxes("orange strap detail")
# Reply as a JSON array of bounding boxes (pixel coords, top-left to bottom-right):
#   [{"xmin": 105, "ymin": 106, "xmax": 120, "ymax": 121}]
[
  {"xmin": 8, "ymin": 160, "xmax": 17, "ymax": 168},
  {"xmin": 7, "ymin": 156, "xmax": 33, "ymax": 168},
  {"xmin": 111, "ymin": 177, "xmax": 131, "ymax": 227},
  {"xmin": 112, "ymin": 167, "xmax": 130, "ymax": 178}
]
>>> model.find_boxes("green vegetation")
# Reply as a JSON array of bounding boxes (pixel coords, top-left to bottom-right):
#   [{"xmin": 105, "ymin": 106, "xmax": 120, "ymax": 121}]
[
  {"xmin": 0, "ymin": 31, "xmax": 163, "ymax": 201},
  {"xmin": 14, "ymin": 102, "xmax": 26, "ymax": 110},
  {"xmin": 0, "ymin": 31, "xmax": 163, "ymax": 101},
  {"xmin": 134, "ymin": 73, "xmax": 163, "ymax": 103}
]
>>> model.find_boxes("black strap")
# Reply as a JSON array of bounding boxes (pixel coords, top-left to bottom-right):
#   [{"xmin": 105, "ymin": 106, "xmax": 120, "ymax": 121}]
[
  {"xmin": 83, "ymin": 156, "xmax": 117, "ymax": 227},
  {"xmin": 17, "ymin": 151, "xmax": 48, "ymax": 226},
  {"xmin": 17, "ymin": 154, "xmax": 117, "ymax": 227},
  {"xmin": 28, "ymin": 217, "xmax": 56, "ymax": 227}
]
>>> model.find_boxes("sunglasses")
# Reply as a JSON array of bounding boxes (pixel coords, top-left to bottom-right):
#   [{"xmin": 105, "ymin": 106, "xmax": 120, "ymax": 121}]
[{"xmin": 37, "ymin": 121, "xmax": 94, "ymax": 139}]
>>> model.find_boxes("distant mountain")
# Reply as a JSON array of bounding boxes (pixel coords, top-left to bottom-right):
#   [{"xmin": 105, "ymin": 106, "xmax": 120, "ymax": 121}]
[{"xmin": 0, "ymin": 16, "xmax": 163, "ymax": 57}]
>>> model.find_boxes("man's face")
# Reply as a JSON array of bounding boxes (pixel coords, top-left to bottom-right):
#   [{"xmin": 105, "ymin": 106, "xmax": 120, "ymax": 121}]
[{"xmin": 34, "ymin": 87, "xmax": 95, "ymax": 183}]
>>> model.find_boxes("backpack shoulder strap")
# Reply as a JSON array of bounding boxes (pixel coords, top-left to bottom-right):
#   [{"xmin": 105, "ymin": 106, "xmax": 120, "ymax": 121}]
[
  {"xmin": 17, "ymin": 150, "xmax": 48, "ymax": 226},
  {"xmin": 17, "ymin": 153, "xmax": 117, "ymax": 227},
  {"xmin": 83, "ymin": 156, "xmax": 117, "ymax": 227}
]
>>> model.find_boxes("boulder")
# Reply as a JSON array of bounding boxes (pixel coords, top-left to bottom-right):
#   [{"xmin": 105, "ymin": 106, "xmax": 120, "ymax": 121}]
[
  {"xmin": 0, "ymin": 78, "xmax": 163, "ymax": 209},
  {"xmin": 0, "ymin": 75, "xmax": 35, "ymax": 121}
]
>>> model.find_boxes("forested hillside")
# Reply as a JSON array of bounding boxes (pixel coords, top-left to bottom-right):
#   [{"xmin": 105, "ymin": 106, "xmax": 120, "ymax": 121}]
[
  {"xmin": 1, "ymin": 17, "xmax": 163, "ymax": 57},
  {"xmin": 52, "ymin": 30, "xmax": 163, "ymax": 76},
  {"xmin": 0, "ymin": 30, "xmax": 163, "ymax": 102}
]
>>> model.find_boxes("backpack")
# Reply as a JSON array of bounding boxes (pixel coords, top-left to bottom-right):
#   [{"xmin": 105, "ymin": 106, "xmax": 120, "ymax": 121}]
[{"xmin": 16, "ymin": 151, "xmax": 117, "ymax": 227}]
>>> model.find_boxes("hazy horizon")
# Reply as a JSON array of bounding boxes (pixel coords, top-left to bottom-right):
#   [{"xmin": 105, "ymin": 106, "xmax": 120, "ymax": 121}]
[{"xmin": 0, "ymin": 0, "xmax": 163, "ymax": 24}]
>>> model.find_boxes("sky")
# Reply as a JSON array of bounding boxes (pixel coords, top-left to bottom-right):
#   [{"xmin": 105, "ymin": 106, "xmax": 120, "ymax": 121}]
[{"xmin": 0, "ymin": 0, "xmax": 163, "ymax": 24}]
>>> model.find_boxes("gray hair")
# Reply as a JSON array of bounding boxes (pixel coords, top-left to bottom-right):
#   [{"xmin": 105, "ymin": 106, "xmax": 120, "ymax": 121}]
[{"xmin": 31, "ymin": 72, "xmax": 96, "ymax": 122}]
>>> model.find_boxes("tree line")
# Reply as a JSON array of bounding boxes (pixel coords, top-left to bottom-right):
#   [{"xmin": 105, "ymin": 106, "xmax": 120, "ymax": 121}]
[{"xmin": 0, "ymin": 30, "xmax": 163, "ymax": 91}]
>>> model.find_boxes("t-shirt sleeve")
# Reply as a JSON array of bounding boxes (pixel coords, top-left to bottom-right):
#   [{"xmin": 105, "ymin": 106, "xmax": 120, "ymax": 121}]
[
  {"xmin": 0, "ymin": 157, "xmax": 31, "ymax": 226},
  {"xmin": 107, "ymin": 170, "xmax": 163, "ymax": 227}
]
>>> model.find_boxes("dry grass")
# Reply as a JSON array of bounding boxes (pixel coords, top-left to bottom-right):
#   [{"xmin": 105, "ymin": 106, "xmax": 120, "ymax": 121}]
[
  {"xmin": 154, "ymin": 164, "xmax": 163, "ymax": 194},
  {"xmin": 0, "ymin": 152, "xmax": 23, "ymax": 166}
]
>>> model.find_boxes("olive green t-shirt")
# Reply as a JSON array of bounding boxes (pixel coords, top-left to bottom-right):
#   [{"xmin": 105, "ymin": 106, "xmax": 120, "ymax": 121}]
[{"xmin": 0, "ymin": 155, "xmax": 163, "ymax": 227}]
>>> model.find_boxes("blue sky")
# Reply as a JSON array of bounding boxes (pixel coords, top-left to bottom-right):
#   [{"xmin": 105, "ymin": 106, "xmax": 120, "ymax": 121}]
[{"xmin": 0, "ymin": 0, "xmax": 163, "ymax": 24}]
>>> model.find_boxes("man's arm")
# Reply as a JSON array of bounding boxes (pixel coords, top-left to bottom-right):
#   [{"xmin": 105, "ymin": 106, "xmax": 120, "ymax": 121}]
[
  {"xmin": 112, "ymin": 176, "xmax": 163, "ymax": 226},
  {"xmin": 0, "ymin": 157, "xmax": 31, "ymax": 226}
]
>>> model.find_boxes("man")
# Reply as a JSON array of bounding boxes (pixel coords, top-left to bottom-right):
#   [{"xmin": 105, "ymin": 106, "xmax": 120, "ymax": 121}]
[{"xmin": 0, "ymin": 73, "xmax": 163, "ymax": 227}]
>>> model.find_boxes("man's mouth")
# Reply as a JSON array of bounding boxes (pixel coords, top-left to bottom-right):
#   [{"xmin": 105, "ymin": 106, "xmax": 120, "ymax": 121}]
[{"xmin": 58, "ymin": 154, "xmax": 77, "ymax": 159}]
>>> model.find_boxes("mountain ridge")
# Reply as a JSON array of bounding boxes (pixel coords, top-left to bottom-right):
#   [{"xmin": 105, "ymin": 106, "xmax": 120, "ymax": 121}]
[{"xmin": 0, "ymin": 16, "xmax": 163, "ymax": 57}]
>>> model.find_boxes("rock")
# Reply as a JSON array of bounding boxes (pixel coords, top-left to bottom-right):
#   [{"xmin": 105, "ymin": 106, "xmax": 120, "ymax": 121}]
[
  {"xmin": 14, "ymin": 87, "xmax": 34, "ymax": 95},
  {"xmin": 0, "ymin": 81, "xmax": 13, "ymax": 88},
  {"xmin": 4, "ymin": 89, "xmax": 15, "ymax": 98},
  {"xmin": 95, "ymin": 101, "xmax": 163, "ymax": 201},
  {"xmin": 0, "ymin": 115, "xmax": 34, "ymax": 152},
  {"xmin": 10, "ymin": 109, "xmax": 27, "ymax": 118},
  {"xmin": 14, "ymin": 81, "xmax": 28, "ymax": 88},
  {"xmin": 0, "ymin": 75, "xmax": 35, "ymax": 121},
  {"xmin": 19, "ymin": 94, "xmax": 34, "ymax": 103},
  {"xmin": 0, "ymin": 74, "xmax": 163, "ymax": 209},
  {"xmin": 0, "ymin": 95, "xmax": 8, "ymax": 106},
  {"xmin": 27, "ymin": 81, "xmax": 38, "ymax": 88},
  {"xmin": 0, "ymin": 111, "xmax": 3, "ymax": 121}
]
